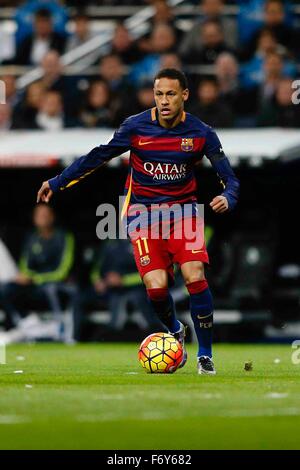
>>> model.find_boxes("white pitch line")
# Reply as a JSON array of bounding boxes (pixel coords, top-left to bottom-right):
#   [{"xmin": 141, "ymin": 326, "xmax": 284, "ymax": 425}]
[
  {"xmin": 95, "ymin": 394, "xmax": 125, "ymax": 400},
  {"xmin": 0, "ymin": 415, "xmax": 30, "ymax": 424},
  {"xmin": 265, "ymin": 393, "xmax": 289, "ymax": 399},
  {"xmin": 220, "ymin": 407, "xmax": 300, "ymax": 418}
]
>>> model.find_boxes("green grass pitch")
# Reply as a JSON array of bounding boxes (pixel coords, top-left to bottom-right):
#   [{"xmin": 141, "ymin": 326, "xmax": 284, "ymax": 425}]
[{"xmin": 0, "ymin": 343, "xmax": 300, "ymax": 450}]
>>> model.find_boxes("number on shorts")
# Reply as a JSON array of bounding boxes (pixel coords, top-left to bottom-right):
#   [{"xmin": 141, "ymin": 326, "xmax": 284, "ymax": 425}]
[{"xmin": 136, "ymin": 237, "xmax": 149, "ymax": 256}]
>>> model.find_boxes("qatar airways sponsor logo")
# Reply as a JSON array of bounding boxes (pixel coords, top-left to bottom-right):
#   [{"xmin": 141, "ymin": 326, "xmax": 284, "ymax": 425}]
[{"xmin": 144, "ymin": 162, "xmax": 187, "ymax": 181}]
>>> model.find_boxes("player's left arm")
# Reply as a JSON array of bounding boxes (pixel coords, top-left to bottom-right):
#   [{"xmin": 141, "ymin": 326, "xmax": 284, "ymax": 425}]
[{"xmin": 203, "ymin": 127, "xmax": 240, "ymax": 214}]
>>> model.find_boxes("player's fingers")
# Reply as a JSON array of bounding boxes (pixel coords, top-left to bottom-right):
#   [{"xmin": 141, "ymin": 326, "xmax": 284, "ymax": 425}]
[
  {"xmin": 210, "ymin": 201, "xmax": 222, "ymax": 209},
  {"xmin": 217, "ymin": 206, "xmax": 228, "ymax": 213},
  {"xmin": 36, "ymin": 188, "xmax": 43, "ymax": 203},
  {"xmin": 44, "ymin": 189, "xmax": 53, "ymax": 203},
  {"xmin": 214, "ymin": 205, "xmax": 227, "ymax": 213},
  {"xmin": 217, "ymin": 203, "xmax": 229, "ymax": 213},
  {"xmin": 37, "ymin": 187, "xmax": 47, "ymax": 203},
  {"xmin": 210, "ymin": 196, "xmax": 224, "ymax": 207},
  {"xmin": 37, "ymin": 183, "xmax": 52, "ymax": 203},
  {"xmin": 209, "ymin": 198, "xmax": 219, "ymax": 207},
  {"xmin": 211, "ymin": 201, "xmax": 225, "ymax": 211}
]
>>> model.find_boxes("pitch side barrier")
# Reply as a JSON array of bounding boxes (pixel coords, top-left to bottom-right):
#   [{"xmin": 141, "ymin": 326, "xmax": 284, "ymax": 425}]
[{"xmin": 0, "ymin": 128, "xmax": 299, "ymax": 168}]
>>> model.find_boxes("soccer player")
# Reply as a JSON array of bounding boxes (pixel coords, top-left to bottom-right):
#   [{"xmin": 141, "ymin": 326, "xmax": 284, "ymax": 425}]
[{"xmin": 37, "ymin": 68, "xmax": 239, "ymax": 374}]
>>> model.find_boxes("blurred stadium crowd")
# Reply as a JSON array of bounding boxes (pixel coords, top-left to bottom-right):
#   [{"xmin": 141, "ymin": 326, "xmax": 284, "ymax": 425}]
[
  {"xmin": 0, "ymin": 202, "xmax": 235, "ymax": 344},
  {"xmin": 0, "ymin": 0, "xmax": 299, "ymax": 343},
  {"xmin": 1, "ymin": 0, "xmax": 300, "ymax": 131},
  {"xmin": 0, "ymin": 203, "xmax": 165, "ymax": 343}
]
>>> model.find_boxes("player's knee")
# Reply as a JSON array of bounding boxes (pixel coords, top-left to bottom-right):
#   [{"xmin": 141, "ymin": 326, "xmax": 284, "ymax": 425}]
[
  {"xmin": 143, "ymin": 270, "xmax": 168, "ymax": 290},
  {"xmin": 184, "ymin": 268, "xmax": 205, "ymax": 286}
]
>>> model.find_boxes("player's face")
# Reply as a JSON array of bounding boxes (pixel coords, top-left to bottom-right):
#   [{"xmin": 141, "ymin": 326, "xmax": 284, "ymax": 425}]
[{"xmin": 154, "ymin": 78, "xmax": 189, "ymax": 124}]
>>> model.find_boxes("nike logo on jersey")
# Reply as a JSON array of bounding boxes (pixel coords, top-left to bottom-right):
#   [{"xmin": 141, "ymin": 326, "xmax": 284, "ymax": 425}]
[{"xmin": 139, "ymin": 139, "xmax": 155, "ymax": 146}]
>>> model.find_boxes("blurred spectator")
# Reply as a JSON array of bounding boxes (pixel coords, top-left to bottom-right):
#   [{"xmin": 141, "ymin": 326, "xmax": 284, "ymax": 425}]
[
  {"xmin": 99, "ymin": 54, "xmax": 133, "ymax": 111},
  {"xmin": 15, "ymin": 0, "xmax": 68, "ymax": 44},
  {"xmin": 0, "ymin": 238, "xmax": 19, "ymax": 330},
  {"xmin": 0, "ymin": 76, "xmax": 19, "ymax": 107},
  {"xmin": 139, "ymin": 0, "xmax": 182, "ymax": 53},
  {"xmin": 12, "ymin": 81, "xmax": 45, "ymax": 129},
  {"xmin": 13, "ymin": 8, "xmax": 66, "ymax": 66},
  {"xmin": 240, "ymin": 28, "xmax": 297, "ymax": 89},
  {"xmin": 181, "ymin": 19, "xmax": 232, "ymax": 65},
  {"xmin": 215, "ymin": 52, "xmax": 240, "ymax": 97},
  {"xmin": 237, "ymin": 0, "xmax": 267, "ymax": 45},
  {"xmin": 134, "ymin": 82, "xmax": 156, "ymax": 112},
  {"xmin": 242, "ymin": 0, "xmax": 299, "ymax": 60},
  {"xmin": 148, "ymin": 22, "xmax": 177, "ymax": 55},
  {"xmin": 1, "ymin": 204, "xmax": 76, "ymax": 340},
  {"xmin": 113, "ymin": 80, "xmax": 155, "ymax": 124},
  {"xmin": 152, "ymin": 0, "xmax": 177, "ymax": 27},
  {"xmin": 79, "ymin": 80, "xmax": 114, "ymax": 128},
  {"xmin": 215, "ymin": 52, "xmax": 259, "ymax": 123},
  {"xmin": 259, "ymin": 51, "xmax": 286, "ymax": 105},
  {"xmin": 66, "ymin": 12, "xmax": 102, "ymax": 66},
  {"xmin": 40, "ymin": 50, "xmax": 64, "ymax": 90},
  {"xmin": 0, "ymin": 28, "xmax": 15, "ymax": 64},
  {"xmin": 39, "ymin": 50, "xmax": 80, "ymax": 116},
  {"xmin": 110, "ymin": 22, "xmax": 143, "ymax": 65},
  {"xmin": 188, "ymin": 79, "xmax": 234, "ymax": 128},
  {"xmin": 258, "ymin": 78, "xmax": 300, "ymax": 127},
  {"xmin": 99, "ymin": 53, "xmax": 128, "ymax": 94},
  {"xmin": 179, "ymin": 0, "xmax": 237, "ymax": 58},
  {"xmin": 66, "ymin": 12, "xmax": 92, "ymax": 50},
  {"xmin": 130, "ymin": 23, "xmax": 177, "ymax": 85},
  {"xmin": 73, "ymin": 239, "xmax": 160, "ymax": 340},
  {"xmin": 0, "ymin": 103, "xmax": 13, "ymax": 131},
  {"xmin": 65, "ymin": 0, "xmax": 142, "ymax": 4},
  {"xmin": 35, "ymin": 90, "xmax": 79, "ymax": 130},
  {"xmin": 159, "ymin": 52, "xmax": 182, "ymax": 71}
]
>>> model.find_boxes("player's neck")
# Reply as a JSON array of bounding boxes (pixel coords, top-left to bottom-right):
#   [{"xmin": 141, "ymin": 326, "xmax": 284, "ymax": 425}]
[{"xmin": 158, "ymin": 109, "xmax": 184, "ymax": 129}]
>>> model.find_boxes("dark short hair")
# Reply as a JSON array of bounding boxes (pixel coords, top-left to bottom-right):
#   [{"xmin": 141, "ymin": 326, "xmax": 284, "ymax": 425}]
[
  {"xmin": 35, "ymin": 8, "xmax": 52, "ymax": 20},
  {"xmin": 197, "ymin": 78, "xmax": 219, "ymax": 90},
  {"xmin": 154, "ymin": 68, "xmax": 188, "ymax": 90},
  {"xmin": 73, "ymin": 11, "xmax": 89, "ymax": 22},
  {"xmin": 266, "ymin": 0, "xmax": 284, "ymax": 7}
]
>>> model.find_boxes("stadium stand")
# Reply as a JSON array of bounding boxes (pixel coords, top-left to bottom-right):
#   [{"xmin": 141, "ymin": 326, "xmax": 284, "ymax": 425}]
[{"xmin": 0, "ymin": 0, "xmax": 299, "ymax": 343}]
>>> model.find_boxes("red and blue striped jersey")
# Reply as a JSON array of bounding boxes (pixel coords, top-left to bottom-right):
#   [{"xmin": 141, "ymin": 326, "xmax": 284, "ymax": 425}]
[{"xmin": 49, "ymin": 108, "xmax": 239, "ymax": 211}]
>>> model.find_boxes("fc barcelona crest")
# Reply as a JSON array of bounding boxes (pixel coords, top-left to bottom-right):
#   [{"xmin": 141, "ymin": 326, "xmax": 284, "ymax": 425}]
[
  {"xmin": 140, "ymin": 255, "xmax": 150, "ymax": 266},
  {"xmin": 181, "ymin": 138, "xmax": 194, "ymax": 152}
]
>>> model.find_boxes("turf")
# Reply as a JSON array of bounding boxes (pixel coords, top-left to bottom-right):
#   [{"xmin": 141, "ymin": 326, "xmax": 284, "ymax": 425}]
[{"xmin": 0, "ymin": 343, "xmax": 299, "ymax": 450}]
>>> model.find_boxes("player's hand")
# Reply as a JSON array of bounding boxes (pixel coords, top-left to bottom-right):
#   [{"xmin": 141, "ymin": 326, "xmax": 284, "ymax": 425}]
[
  {"xmin": 37, "ymin": 181, "xmax": 53, "ymax": 203},
  {"xmin": 210, "ymin": 195, "xmax": 229, "ymax": 214}
]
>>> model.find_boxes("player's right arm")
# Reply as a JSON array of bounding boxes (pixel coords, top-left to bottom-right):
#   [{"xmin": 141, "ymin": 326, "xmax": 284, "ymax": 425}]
[{"xmin": 37, "ymin": 118, "xmax": 132, "ymax": 203}]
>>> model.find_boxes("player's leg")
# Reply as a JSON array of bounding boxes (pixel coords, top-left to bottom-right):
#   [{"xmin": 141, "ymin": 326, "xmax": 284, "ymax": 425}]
[
  {"xmin": 130, "ymin": 235, "xmax": 186, "ymax": 366},
  {"xmin": 181, "ymin": 261, "xmax": 216, "ymax": 375},
  {"xmin": 143, "ymin": 269, "xmax": 181, "ymax": 334},
  {"xmin": 143, "ymin": 268, "xmax": 187, "ymax": 368}
]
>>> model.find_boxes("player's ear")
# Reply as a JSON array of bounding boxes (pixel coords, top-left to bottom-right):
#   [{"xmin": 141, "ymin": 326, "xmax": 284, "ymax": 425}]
[{"xmin": 182, "ymin": 88, "xmax": 189, "ymax": 102}]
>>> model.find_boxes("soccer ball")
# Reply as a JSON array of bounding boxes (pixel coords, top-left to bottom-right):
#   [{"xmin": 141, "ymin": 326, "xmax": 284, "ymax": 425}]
[{"xmin": 138, "ymin": 332, "xmax": 183, "ymax": 374}]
